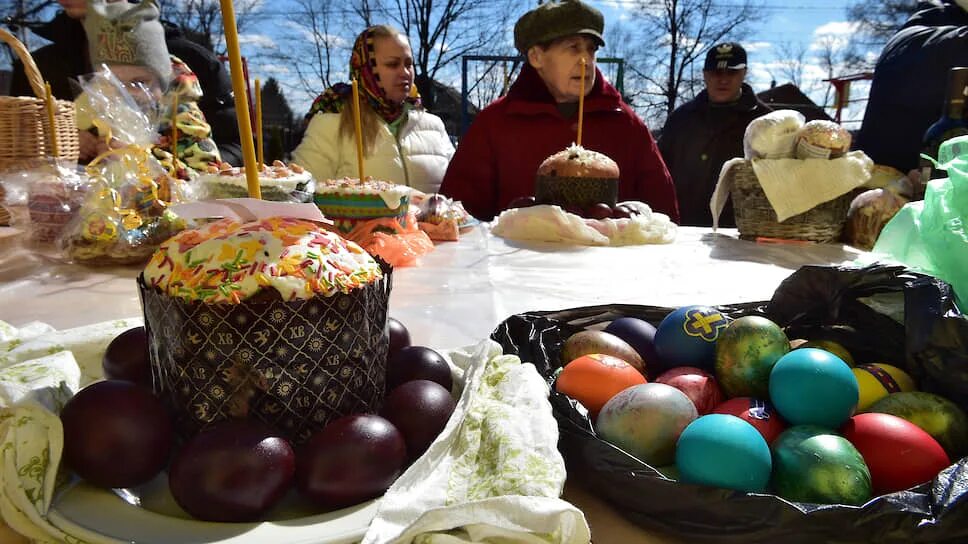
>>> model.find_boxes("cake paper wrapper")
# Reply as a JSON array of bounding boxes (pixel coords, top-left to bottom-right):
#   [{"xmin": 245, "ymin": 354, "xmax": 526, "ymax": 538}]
[
  {"xmin": 534, "ymin": 175, "xmax": 619, "ymax": 208},
  {"xmin": 138, "ymin": 260, "xmax": 392, "ymax": 445}
]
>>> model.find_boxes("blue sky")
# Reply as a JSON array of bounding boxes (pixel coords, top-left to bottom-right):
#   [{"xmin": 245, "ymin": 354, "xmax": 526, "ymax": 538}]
[{"xmin": 2, "ymin": 0, "xmax": 872, "ymax": 126}]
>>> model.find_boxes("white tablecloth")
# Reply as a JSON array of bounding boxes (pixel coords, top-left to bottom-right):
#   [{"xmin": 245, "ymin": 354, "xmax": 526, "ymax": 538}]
[{"xmin": 0, "ymin": 226, "xmax": 862, "ymax": 349}]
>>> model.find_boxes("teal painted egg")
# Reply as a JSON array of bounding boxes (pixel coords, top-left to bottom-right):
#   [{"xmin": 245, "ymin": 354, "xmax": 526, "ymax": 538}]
[
  {"xmin": 676, "ymin": 414, "xmax": 772, "ymax": 492},
  {"xmin": 653, "ymin": 306, "xmax": 730, "ymax": 373},
  {"xmin": 714, "ymin": 316, "xmax": 790, "ymax": 398},
  {"xmin": 771, "ymin": 425, "xmax": 872, "ymax": 505},
  {"xmin": 769, "ymin": 348, "xmax": 858, "ymax": 429}
]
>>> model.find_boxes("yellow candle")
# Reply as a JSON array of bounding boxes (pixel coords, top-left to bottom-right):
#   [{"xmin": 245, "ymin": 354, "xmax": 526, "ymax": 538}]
[
  {"xmin": 171, "ymin": 92, "xmax": 179, "ymax": 156},
  {"xmin": 577, "ymin": 58, "xmax": 586, "ymax": 147},
  {"xmin": 351, "ymin": 78, "xmax": 365, "ymax": 181},
  {"xmin": 255, "ymin": 78, "xmax": 263, "ymax": 170},
  {"xmin": 44, "ymin": 81, "xmax": 59, "ymax": 157},
  {"xmin": 218, "ymin": 0, "xmax": 261, "ymax": 199}
]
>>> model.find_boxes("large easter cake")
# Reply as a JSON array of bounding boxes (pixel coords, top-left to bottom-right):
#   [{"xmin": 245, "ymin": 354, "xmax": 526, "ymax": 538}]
[{"xmin": 139, "ymin": 216, "xmax": 391, "ymax": 443}]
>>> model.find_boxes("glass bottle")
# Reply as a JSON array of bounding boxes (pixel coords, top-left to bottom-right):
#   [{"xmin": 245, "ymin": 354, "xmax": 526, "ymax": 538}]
[{"xmin": 918, "ymin": 66, "xmax": 968, "ymax": 195}]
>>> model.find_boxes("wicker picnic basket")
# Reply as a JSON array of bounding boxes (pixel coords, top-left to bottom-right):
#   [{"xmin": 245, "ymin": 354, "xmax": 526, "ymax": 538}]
[
  {"xmin": 729, "ymin": 159, "xmax": 852, "ymax": 243},
  {"xmin": 0, "ymin": 27, "xmax": 79, "ymax": 171}
]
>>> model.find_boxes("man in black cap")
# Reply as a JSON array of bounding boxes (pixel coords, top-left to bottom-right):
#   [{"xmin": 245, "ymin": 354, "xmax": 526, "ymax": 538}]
[
  {"xmin": 440, "ymin": 0, "xmax": 679, "ymax": 222},
  {"xmin": 658, "ymin": 42, "xmax": 771, "ymax": 227}
]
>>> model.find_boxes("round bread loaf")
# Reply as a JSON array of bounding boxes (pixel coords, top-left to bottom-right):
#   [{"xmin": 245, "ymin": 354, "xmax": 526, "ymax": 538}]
[
  {"xmin": 537, "ymin": 145, "xmax": 620, "ymax": 178},
  {"xmin": 795, "ymin": 120, "xmax": 852, "ymax": 160}
]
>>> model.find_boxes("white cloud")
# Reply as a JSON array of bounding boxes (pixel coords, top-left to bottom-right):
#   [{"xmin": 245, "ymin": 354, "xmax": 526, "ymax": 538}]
[
  {"xmin": 256, "ymin": 63, "xmax": 291, "ymax": 76},
  {"xmin": 239, "ymin": 33, "xmax": 277, "ymax": 49},
  {"xmin": 744, "ymin": 41, "xmax": 773, "ymax": 54},
  {"xmin": 813, "ymin": 21, "xmax": 857, "ymax": 38}
]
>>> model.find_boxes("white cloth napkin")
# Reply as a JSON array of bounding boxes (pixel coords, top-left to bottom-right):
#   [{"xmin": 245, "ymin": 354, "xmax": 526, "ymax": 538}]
[
  {"xmin": 362, "ymin": 340, "xmax": 591, "ymax": 544},
  {"xmin": 491, "ymin": 203, "xmax": 676, "ymax": 246},
  {"xmin": 0, "ymin": 318, "xmax": 141, "ymax": 544},
  {"xmin": 711, "ymin": 152, "xmax": 874, "ymax": 228}
]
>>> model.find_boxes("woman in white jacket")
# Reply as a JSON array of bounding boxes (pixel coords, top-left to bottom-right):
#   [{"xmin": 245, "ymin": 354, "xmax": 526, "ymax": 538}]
[{"xmin": 293, "ymin": 25, "xmax": 454, "ymax": 196}]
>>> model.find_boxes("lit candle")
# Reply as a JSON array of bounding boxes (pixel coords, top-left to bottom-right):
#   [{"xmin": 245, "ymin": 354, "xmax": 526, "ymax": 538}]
[
  {"xmin": 351, "ymin": 78, "xmax": 365, "ymax": 181},
  {"xmin": 255, "ymin": 78, "xmax": 263, "ymax": 170},
  {"xmin": 577, "ymin": 58, "xmax": 586, "ymax": 147},
  {"xmin": 44, "ymin": 81, "xmax": 59, "ymax": 157},
  {"xmin": 218, "ymin": 0, "xmax": 261, "ymax": 199}
]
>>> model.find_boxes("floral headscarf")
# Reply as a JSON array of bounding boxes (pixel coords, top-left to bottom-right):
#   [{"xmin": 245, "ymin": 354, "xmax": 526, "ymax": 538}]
[{"xmin": 304, "ymin": 26, "xmax": 422, "ymax": 125}]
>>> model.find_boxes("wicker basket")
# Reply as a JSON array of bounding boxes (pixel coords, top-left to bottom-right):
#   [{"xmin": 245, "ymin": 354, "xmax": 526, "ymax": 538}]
[
  {"xmin": 729, "ymin": 160, "xmax": 852, "ymax": 243},
  {"xmin": 0, "ymin": 28, "xmax": 79, "ymax": 171}
]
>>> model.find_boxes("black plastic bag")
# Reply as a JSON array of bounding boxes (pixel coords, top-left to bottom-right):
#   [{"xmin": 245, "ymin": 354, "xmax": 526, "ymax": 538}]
[{"xmin": 491, "ymin": 264, "xmax": 968, "ymax": 544}]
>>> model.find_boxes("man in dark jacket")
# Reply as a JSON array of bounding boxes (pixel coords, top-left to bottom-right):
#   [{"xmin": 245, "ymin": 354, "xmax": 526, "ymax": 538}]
[
  {"xmin": 658, "ymin": 43, "xmax": 771, "ymax": 227},
  {"xmin": 439, "ymin": 0, "xmax": 679, "ymax": 223},
  {"xmin": 855, "ymin": 0, "xmax": 968, "ymax": 174},
  {"xmin": 9, "ymin": 0, "xmax": 243, "ymax": 165}
]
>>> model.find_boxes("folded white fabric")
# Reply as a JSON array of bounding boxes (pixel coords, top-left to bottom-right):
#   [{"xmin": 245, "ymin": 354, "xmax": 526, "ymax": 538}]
[
  {"xmin": 362, "ymin": 340, "xmax": 591, "ymax": 544},
  {"xmin": 711, "ymin": 152, "xmax": 873, "ymax": 228},
  {"xmin": 0, "ymin": 318, "xmax": 141, "ymax": 544},
  {"xmin": 491, "ymin": 203, "xmax": 676, "ymax": 246}
]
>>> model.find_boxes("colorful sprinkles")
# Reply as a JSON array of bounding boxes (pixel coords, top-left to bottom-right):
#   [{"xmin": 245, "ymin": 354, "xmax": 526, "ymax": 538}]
[{"xmin": 144, "ymin": 217, "xmax": 382, "ymax": 304}]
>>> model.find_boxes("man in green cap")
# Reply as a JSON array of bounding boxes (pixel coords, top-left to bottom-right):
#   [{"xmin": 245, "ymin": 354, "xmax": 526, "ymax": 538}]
[{"xmin": 440, "ymin": 0, "xmax": 679, "ymax": 222}]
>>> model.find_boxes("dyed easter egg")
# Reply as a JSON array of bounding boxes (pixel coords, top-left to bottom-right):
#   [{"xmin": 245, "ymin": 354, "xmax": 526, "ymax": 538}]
[
  {"xmin": 712, "ymin": 397, "xmax": 788, "ymax": 444},
  {"xmin": 604, "ymin": 317, "xmax": 658, "ymax": 375},
  {"xmin": 595, "ymin": 383, "xmax": 697, "ymax": 466},
  {"xmin": 771, "ymin": 425, "xmax": 872, "ymax": 505},
  {"xmin": 769, "ymin": 348, "xmax": 858, "ymax": 429},
  {"xmin": 841, "ymin": 413, "xmax": 950, "ymax": 495},
  {"xmin": 867, "ymin": 391, "xmax": 968, "ymax": 459},
  {"xmin": 852, "ymin": 363, "xmax": 917, "ymax": 411},
  {"xmin": 676, "ymin": 414, "xmax": 772, "ymax": 492},
  {"xmin": 655, "ymin": 366, "xmax": 724, "ymax": 415},
  {"xmin": 653, "ymin": 306, "xmax": 730, "ymax": 372},
  {"xmin": 714, "ymin": 316, "xmax": 789, "ymax": 398}
]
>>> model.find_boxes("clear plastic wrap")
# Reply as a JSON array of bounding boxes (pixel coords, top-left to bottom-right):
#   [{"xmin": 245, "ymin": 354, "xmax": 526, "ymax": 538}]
[{"xmin": 58, "ymin": 69, "xmax": 192, "ymax": 265}]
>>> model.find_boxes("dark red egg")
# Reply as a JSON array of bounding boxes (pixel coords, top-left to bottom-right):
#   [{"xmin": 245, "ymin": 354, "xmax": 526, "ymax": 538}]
[
  {"xmin": 102, "ymin": 326, "xmax": 151, "ymax": 387},
  {"xmin": 295, "ymin": 414, "xmax": 407, "ymax": 508},
  {"xmin": 387, "ymin": 317, "xmax": 411, "ymax": 359},
  {"xmin": 506, "ymin": 196, "xmax": 537, "ymax": 209},
  {"xmin": 585, "ymin": 203, "xmax": 613, "ymax": 220},
  {"xmin": 386, "ymin": 346, "xmax": 452, "ymax": 391},
  {"xmin": 168, "ymin": 419, "xmax": 295, "ymax": 522},
  {"xmin": 61, "ymin": 379, "xmax": 173, "ymax": 488},
  {"xmin": 611, "ymin": 205, "xmax": 632, "ymax": 219},
  {"xmin": 841, "ymin": 412, "xmax": 950, "ymax": 495},
  {"xmin": 712, "ymin": 397, "xmax": 788, "ymax": 444},
  {"xmin": 381, "ymin": 379, "xmax": 457, "ymax": 460}
]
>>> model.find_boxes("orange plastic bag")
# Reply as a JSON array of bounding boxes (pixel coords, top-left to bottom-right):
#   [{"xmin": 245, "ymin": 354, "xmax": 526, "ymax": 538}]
[{"xmin": 344, "ymin": 213, "xmax": 434, "ymax": 267}]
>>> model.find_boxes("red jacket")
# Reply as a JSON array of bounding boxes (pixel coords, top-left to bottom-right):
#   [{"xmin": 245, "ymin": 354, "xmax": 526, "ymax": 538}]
[{"xmin": 440, "ymin": 64, "xmax": 679, "ymax": 222}]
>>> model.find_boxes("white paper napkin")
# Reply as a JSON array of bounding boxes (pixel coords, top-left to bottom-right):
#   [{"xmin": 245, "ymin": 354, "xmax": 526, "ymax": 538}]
[
  {"xmin": 492, "ymin": 204, "xmax": 676, "ymax": 246},
  {"xmin": 711, "ymin": 152, "xmax": 873, "ymax": 228},
  {"xmin": 362, "ymin": 340, "xmax": 591, "ymax": 544}
]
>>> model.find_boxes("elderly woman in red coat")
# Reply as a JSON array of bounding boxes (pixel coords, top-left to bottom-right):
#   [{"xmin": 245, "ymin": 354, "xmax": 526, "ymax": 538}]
[{"xmin": 439, "ymin": 0, "xmax": 679, "ymax": 223}]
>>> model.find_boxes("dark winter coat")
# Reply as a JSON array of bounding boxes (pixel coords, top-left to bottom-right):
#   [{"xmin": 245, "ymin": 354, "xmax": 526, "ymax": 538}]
[
  {"xmin": 9, "ymin": 12, "xmax": 243, "ymax": 165},
  {"xmin": 855, "ymin": 0, "xmax": 968, "ymax": 173},
  {"xmin": 439, "ymin": 64, "xmax": 679, "ymax": 223},
  {"xmin": 658, "ymin": 83, "xmax": 771, "ymax": 227}
]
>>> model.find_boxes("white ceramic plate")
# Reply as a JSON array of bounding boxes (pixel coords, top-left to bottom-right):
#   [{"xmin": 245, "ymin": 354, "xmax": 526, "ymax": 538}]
[{"xmin": 48, "ymin": 476, "xmax": 379, "ymax": 544}]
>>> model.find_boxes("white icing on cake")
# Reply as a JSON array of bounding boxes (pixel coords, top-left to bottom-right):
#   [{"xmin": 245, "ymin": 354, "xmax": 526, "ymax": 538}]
[
  {"xmin": 198, "ymin": 161, "xmax": 313, "ymax": 193},
  {"xmin": 144, "ymin": 216, "xmax": 383, "ymax": 303}
]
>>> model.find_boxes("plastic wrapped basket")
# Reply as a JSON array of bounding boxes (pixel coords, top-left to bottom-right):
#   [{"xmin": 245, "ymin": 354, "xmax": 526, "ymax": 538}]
[{"xmin": 730, "ymin": 160, "xmax": 851, "ymax": 243}]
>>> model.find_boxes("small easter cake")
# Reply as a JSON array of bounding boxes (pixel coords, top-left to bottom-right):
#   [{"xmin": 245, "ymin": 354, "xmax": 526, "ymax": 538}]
[
  {"xmin": 313, "ymin": 177, "xmax": 411, "ymax": 233},
  {"xmin": 198, "ymin": 160, "xmax": 314, "ymax": 202},
  {"xmin": 535, "ymin": 144, "xmax": 620, "ymax": 208}
]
